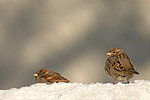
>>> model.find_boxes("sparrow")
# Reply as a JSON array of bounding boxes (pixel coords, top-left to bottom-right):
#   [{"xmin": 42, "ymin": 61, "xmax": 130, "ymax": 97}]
[
  {"xmin": 105, "ymin": 48, "xmax": 139, "ymax": 84},
  {"xmin": 33, "ymin": 69, "xmax": 70, "ymax": 84}
]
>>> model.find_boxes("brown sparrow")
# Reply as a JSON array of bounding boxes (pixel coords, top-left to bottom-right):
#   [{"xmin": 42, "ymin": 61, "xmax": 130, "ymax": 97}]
[
  {"xmin": 33, "ymin": 69, "xmax": 70, "ymax": 84},
  {"xmin": 105, "ymin": 48, "xmax": 139, "ymax": 84}
]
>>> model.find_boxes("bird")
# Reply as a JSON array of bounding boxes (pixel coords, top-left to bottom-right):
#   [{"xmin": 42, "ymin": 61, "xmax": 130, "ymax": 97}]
[
  {"xmin": 105, "ymin": 48, "xmax": 139, "ymax": 84},
  {"xmin": 33, "ymin": 68, "xmax": 70, "ymax": 84}
]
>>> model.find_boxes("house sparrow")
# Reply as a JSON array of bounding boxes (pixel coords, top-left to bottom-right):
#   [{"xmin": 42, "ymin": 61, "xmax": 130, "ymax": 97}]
[
  {"xmin": 105, "ymin": 48, "xmax": 139, "ymax": 84},
  {"xmin": 33, "ymin": 69, "xmax": 70, "ymax": 84}
]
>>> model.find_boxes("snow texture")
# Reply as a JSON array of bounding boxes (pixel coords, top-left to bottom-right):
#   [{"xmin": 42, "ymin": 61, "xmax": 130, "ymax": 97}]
[{"xmin": 0, "ymin": 80, "xmax": 150, "ymax": 100}]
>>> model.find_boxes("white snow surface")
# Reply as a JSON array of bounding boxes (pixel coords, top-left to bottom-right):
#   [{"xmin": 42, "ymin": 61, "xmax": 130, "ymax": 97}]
[{"xmin": 0, "ymin": 80, "xmax": 150, "ymax": 100}]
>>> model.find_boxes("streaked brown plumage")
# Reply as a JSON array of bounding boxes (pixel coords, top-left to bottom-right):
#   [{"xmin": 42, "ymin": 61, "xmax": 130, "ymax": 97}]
[
  {"xmin": 33, "ymin": 69, "xmax": 70, "ymax": 84},
  {"xmin": 105, "ymin": 48, "xmax": 139, "ymax": 84}
]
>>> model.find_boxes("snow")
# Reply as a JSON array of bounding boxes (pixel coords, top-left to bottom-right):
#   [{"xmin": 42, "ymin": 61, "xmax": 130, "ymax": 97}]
[{"xmin": 0, "ymin": 80, "xmax": 150, "ymax": 100}]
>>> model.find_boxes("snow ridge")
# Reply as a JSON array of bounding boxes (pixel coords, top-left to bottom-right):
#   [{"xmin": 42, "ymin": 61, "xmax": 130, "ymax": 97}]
[{"xmin": 0, "ymin": 80, "xmax": 150, "ymax": 100}]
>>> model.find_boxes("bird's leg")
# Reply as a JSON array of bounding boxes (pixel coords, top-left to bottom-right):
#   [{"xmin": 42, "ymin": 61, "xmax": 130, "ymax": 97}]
[
  {"xmin": 113, "ymin": 79, "xmax": 116, "ymax": 84},
  {"xmin": 127, "ymin": 79, "xmax": 129, "ymax": 84}
]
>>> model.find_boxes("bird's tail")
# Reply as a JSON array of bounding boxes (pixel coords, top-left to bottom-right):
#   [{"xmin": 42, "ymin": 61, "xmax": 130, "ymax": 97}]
[{"xmin": 134, "ymin": 71, "xmax": 139, "ymax": 75}]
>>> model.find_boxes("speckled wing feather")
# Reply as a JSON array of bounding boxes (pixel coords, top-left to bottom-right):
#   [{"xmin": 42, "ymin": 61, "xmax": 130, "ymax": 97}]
[
  {"xmin": 107, "ymin": 56, "xmax": 127, "ymax": 72},
  {"xmin": 118, "ymin": 54, "xmax": 139, "ymax": 74},
  {"xmin": 47, "ymin": 72, "xmax": 70, "ymax": 83},
  {"xmin": 108, "ymin": 55, "xmax": 139, "ymax": 74}
]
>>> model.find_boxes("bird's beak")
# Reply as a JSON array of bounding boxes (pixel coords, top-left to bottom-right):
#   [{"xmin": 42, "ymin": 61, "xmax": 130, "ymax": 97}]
[
  {"xmin": 106, "ymin": 52, "xmax": 111, "ymax": 56},
  {"xmin": 33, "ymin": 73, "xmax": 38, "ymax": 77}
]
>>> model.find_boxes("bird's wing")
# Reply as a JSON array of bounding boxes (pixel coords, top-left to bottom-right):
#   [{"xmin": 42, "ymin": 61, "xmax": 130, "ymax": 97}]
[
  {"xmin": 108, "ymin": 56, "xmax": 127, "ymax": 72},
  {"xmin": 118, "ymin": 55, "xmax": 139, "ymax": 74},
  {"xmin": 47, "ymin": 72, "xmax": 70, "ymax": 82}
]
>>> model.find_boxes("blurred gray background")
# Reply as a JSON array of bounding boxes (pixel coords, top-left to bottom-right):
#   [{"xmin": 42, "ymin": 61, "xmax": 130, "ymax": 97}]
[{"xmin": 0, "ymin": 0, "xmax": 150, "ymax": 89}]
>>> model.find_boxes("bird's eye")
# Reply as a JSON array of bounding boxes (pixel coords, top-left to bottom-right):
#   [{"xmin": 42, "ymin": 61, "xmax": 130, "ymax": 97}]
[{"xmin": 113, "ymin": 52, "xmax": 115, "ymax": 53}]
